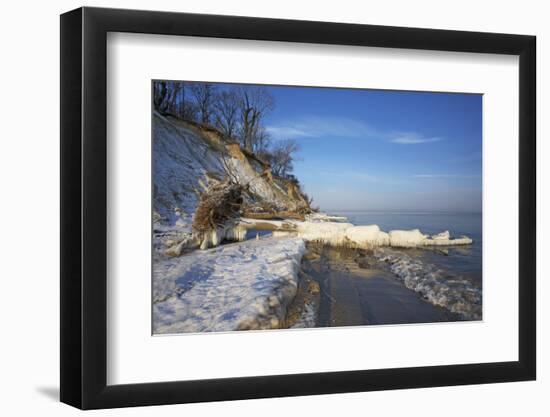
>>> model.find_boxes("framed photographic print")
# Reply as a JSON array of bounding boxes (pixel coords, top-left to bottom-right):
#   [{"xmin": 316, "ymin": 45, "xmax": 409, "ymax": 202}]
[{"xmin": 60, "ymin": 6, "xmax": 536, "ymax": 409}]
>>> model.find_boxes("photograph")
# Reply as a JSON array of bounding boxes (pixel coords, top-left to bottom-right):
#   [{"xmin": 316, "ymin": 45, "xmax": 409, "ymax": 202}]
[
  {"xmin": 0, "ymin": 0, "xmax": 542, "ymax": 413},
  {"xmin": 152, "ymin": 80, "xmax": 483, "ymax": 334}
]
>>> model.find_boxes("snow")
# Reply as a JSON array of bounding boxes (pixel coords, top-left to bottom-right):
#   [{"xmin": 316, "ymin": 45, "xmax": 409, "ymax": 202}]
[
  {"xmin": 153, "ymin": 113, "xmax": 224, "ymax": 227},
  {"xmin": 224, "ymin": 157, "xmax": 290, "ymax": 211},
  {"xmin": 153, "ymin": 112, "xmax": 306, "ymax": 257},
  {"xmin": 153, "ymin": 113, "xmax": 225, "ymax": 255},
  {"xmin": 153, "ymin": 237, "xmax": 306, "ymax": 334}
]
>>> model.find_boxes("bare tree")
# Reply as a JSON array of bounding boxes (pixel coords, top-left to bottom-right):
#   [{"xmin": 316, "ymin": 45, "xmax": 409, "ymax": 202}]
[
  {"xmin": 213, "ymin": 90, "xmax": 239, "ymax": 139},
  {"xmin": 175, "ymin": 83, "xmax": 197, "ymax": 121},
  {"xmin": 251, "ymin": 125, "xmax": 271, "ymax": 155},
  {"xmin": 167, "ymin": 81, "xmax": 180, "ymax": 115},
  {"xmin": 190, "ymin": 82, "xmax": 217, "ymax": 125},
  {"xmin": 153, "ymin": 81, "xmax": 168, "ymax": 112},
  {"xmin": 265, "ymin": 139, "xmax": 300, "ymax": 178},
  {"xmin": 183, "ymin": 100, "xmax": 200, "ymax": 122},
  {"xmin": 153, "ymin": 81, "xmax": 182, "ymax": 116},
  {"xmin": 173, "ymin": 82, "xmax": 186, "ymax": 118},
  {"xmin": 237, "ymin": 87, "xmax": 274, "ymax": 152}
]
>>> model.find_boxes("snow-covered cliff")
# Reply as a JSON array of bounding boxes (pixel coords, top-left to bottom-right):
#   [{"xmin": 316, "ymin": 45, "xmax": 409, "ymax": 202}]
[{"xmin": 153, "ymin": 112, "xmax": 309, "ymax": 256}]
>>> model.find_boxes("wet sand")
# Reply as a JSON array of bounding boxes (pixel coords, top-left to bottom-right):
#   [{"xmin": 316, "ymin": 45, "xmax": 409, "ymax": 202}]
[{"xmin": 298, "ymin": 244, "xmax": 460, "ymax": 327}]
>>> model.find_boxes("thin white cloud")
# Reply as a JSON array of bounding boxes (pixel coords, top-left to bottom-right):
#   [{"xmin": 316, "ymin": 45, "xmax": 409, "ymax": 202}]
[
  {"xmin": 266, "ymin": 116, "xmax": 444, "ymax": 145},
  {"xmin": 264, "ymin": 126, "xmax": 314, "ymax": 139},
  {"xmin": 388, "ymin": 132, "xmax": 443, "ymax": 145},
  {"xmin": 266, "ymin": 116, "xmax": 376, "ymax": 140}
]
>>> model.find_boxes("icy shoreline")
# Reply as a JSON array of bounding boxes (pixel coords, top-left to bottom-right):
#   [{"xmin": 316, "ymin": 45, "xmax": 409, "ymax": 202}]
[
  {"xmin": 153, "ymin": 212, "xmax": 475, "ymax": 333},
  {"xmin": 374, "ymin": 248, "xmax": 482, "ymax": 320}
]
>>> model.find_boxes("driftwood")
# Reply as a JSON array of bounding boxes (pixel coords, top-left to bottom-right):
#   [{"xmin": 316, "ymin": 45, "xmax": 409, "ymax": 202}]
[
  {"xmin": 239, "ymin": 218, "xmax": 298, "ymax": 232},
  {"xmin": 242, "ymin": 211, "xmax": 305, "ymax": 221},
  {"xmin": 192, "ymin": 180, "xmax": 244, "ymax": 234}
]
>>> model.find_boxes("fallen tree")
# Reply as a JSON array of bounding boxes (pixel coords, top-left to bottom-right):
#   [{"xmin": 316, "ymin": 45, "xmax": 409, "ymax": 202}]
[
  {"xmin": 241, "ymin": 211, "xmax": 306, "ymax": 221},
  {"xmin": 192, "ymin": 180, "xmax": 248, "ymax": 249}
]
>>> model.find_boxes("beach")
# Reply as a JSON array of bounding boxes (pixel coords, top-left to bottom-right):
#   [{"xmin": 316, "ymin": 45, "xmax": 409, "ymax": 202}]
[{"xmin": 287, "ymin": 242, "xmax": 462, "ymax": 329}]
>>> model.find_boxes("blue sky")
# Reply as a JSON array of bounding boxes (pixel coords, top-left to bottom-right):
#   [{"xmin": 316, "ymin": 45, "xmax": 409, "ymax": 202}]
[{"xmin": 219, "ymin": 83, "xmax": 482, "ymax": 212}]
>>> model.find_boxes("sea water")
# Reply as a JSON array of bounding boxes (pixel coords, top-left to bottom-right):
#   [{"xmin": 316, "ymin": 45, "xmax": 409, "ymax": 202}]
[{"xmin": 333, "ymin": 210, "xmax": 483, "ymax": 319}]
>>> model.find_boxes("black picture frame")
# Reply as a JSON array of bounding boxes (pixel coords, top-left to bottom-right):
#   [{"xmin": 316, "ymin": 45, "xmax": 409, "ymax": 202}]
[{"xmin": 60, "ymin": 6, "xmax": 536, "ymax": 410}]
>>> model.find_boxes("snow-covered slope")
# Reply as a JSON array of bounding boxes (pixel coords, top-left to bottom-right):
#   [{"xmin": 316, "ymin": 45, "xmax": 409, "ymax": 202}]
[
  {"xmin": 153, "ymin": 112, "xmax": 225, "ymax": 227},
  {"xmin": 153, "ymin": 237, "xmax": 306, "ymax": 333},
  {"xmin": 153, "ymin": 112, "xmax": 307, "ymax": 255}
]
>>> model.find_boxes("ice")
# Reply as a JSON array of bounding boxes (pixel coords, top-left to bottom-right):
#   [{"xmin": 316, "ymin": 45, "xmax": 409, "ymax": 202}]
[
  {"xmin": 153, "ymin": 237, "xmax": 306, "ymax": 334},
  {"xmin": 198, "ymin": 224, "xmax": 248, "ymax": 250},
  {"xmin": 305, "ymin": 212, "xmax": 349, "ymax": 223},
  {"xmin": 345, "ymin": 224, "xmax": 390, "ymax": 247},
  {"xmin": 431, "ymin": 230, "xmax": 450, "ymax": 240},
  {"xmin": 388, "ymin": 229, "xmax": 429, "ymax": 247},
  {"xmin": 240, "ymin": 218, "xmax": 472, "ymax": 248},
  {"xmin": 294, "ymin": 221, "xmax": 354, "ymax": 245},
  {"xmin": 375, "ymin": 248, "xmax": 482, "ymax": 320},
  {"xmin": 421, "ymin": 235, "xmax": 473, "ymax": 246}
]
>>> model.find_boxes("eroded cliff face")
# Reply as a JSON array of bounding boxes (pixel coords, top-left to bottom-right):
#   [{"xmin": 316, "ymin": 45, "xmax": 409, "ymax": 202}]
[{"xmin": 152, "ymin": 112, "xmax": 310, "ymax": 255}]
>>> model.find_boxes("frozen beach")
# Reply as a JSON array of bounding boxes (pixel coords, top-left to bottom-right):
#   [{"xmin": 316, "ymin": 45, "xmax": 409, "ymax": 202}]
[
  {"xmin": 153, "ymin": 211, "xmax": 481, "ymax": 333},
  {"xmin": 150, "ymin": 104, "xmax": 482, "ymax": 334}
]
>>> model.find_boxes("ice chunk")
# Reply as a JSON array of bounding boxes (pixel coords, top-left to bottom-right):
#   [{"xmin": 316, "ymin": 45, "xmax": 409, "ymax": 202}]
[
  {"xmin": 294, "ymin": 221, "xmax": 354, "ymax": 245},
  {"xmin": 431, "ymin": 230, "xmax": 450, "ymax": 240},
  {"xmin": 388, "ymin": 229, "xmax": 429, "ymax": 247},
  {"xmin": 345, "ymin": 225, "xmax": 390, "ymax": 247},
  {"xmin": 423, "ymin": 235, "xmax": 473, "ymax": 246},
  {"xmin": 305, "ymin": 212, "xmax": 349, "ymax": 223}
]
